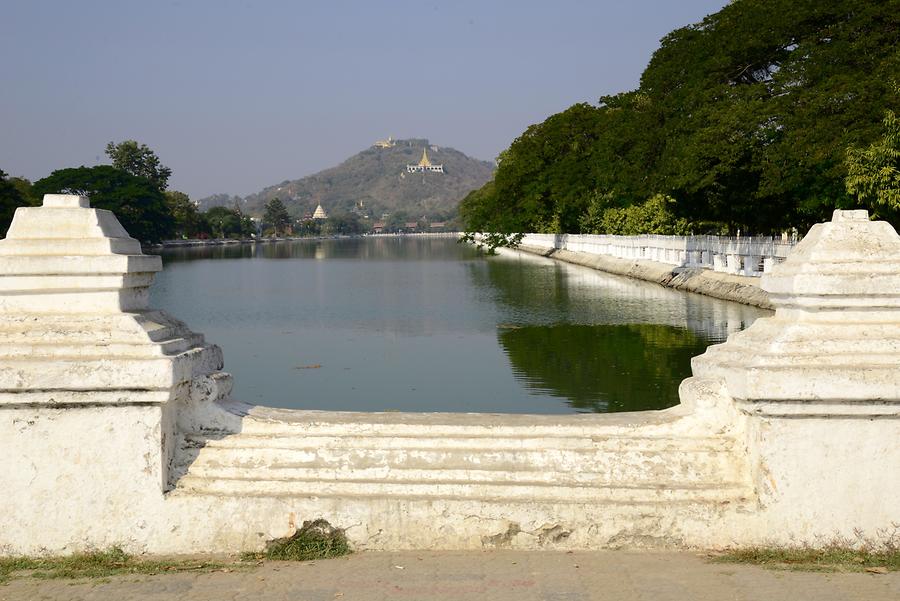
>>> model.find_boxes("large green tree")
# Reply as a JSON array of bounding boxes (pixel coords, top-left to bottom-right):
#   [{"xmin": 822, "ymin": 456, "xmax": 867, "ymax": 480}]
[
  {"xmin": 461, "ymin": 0, "xmax": 900, "ymax": 239},
  {"xmin": 165, "ymin": 190, "xmax": 207, "ymax": 238},
  {"xmin": 262, "ymin": 198, "xmax": 292, "ymax": 236},
  {"xmin": 105, "ymin": 140, "xmax": 172, "ymax": 191},
  {"xmin": 0, "ymin": 169, "xmax": 30, "ymax": 236},
  {"xmin": 205, "ymin": 206, "xmax": 253, "ymax": 239},
  {"xmin": 460, "ymin": 103, "xmax": 604, "ymax": 236},
  {"xmin": 31, "ymin": 166, "xmax": 175, "ymax": 242},
  {"xmin": 638, "ymin": 0, "xmax": 900, "ymax": 231}
]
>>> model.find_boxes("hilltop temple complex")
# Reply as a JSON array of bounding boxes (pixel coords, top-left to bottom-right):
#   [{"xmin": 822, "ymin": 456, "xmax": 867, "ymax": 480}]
[
  {"xmin": 406, "ymin": 147, "xmax": 444, "ymax": 174},
  {"xmin": 373, "ymin": 136, "xmax": 395, "ymax": 149}
]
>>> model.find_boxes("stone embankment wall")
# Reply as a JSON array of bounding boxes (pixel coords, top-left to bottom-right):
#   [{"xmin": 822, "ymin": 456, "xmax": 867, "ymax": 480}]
[
  {"xmin": 1, "ymin": 198, "xmax": 897, "ymax": 555},
  {"xmin": 511, "ymin": 233, "xmax": 797, "ymax": 309}
]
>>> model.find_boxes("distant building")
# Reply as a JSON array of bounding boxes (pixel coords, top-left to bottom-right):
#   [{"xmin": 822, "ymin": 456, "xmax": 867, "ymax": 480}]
[
  {"xmin": 372, "ymin": 221, "xmax": 386, "ymax": 234},
  {"xmin": 312, "ymin": 204, "xmax": 328, "ymax": 220},
  {"xmin": 373, "ymin": 136, "xmax": 396, "ymax": 149},
  {"xmin": 406, "ymin": 148, "xmax": 444, "ymax": 174},
  {"xmin": 352, "ymin": 200, "xmax": 368, "ymax": 219}
]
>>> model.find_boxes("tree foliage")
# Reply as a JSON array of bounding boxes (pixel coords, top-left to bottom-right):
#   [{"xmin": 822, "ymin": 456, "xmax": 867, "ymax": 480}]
[
  {"xmin": 105, "ymin": 140, "xmax": 172, "ymax": 191},
  {"xmin": 322, "ymin": 212, "xmax": 366, "ymax": 236},
  {"xmin": 165, "ymin": 191, "xmax": 207, "ymax": 239},
  {"xmin": 583, "ymin": 194, "xmax": 692, "ymax": 236},
  {"xmin": 846, "ymin": 106, "xmax": 900, "ymax": 215},
  {"xmin": 0, "ymin": 169, "xmax": 30, "ymax": 236},
  {"xmin": 461, "ymin": 0, "xmax": 900, "ymax": 240},
  {"xmin": 205, "ymin": 206, "xmax": 253, "ymax": 239},
  {"xmin": 262, "ymin": 198, "xmax": 292, "ymax": 235},
  {"xmin": 31, "ymin": 166, "xmax": 174, "ymax": 242}
]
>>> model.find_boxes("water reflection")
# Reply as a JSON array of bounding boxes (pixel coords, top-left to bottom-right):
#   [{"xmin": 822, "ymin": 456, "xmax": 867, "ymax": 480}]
[
  {"xmin": 498, "ymin": 324, "xmax": 708, "ymax": 413},
  {"xmin": 150, "ymin": 238, "xmax": 768, "ymax": 414},
  {"xmin": 158, "ymin": 237, "xmax": 477, "ymax": 264},
  {"xmin": 472, "ymin": 250, "xmax": 762, "ymax": 343},
  {"xmin": 473, "ymin": 250, "xmax": 767, "ymax": 411}
]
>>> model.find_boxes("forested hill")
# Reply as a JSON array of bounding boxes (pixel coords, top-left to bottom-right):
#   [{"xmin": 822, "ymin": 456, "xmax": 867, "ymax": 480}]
[
  {"xmin": 199, "ymin": 139, "xmax": 494, "ymax": 219},
  {"xmin": 461, "ymin": 0, "xmax": 900, "ymax": 239}
]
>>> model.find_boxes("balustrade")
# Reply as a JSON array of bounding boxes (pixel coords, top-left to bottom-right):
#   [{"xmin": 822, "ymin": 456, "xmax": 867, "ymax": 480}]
[{"xmin": 520, "ymin": 233, "xmax": 797, "ymax": 277}]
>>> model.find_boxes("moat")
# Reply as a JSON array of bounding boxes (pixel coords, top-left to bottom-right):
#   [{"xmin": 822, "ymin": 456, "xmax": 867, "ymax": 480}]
[{"xmin": 151, "ymin": 237, "xmax": 766, "ymax": 414}]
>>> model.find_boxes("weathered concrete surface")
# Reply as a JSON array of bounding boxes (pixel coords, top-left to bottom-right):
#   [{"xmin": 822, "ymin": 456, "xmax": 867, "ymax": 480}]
[
  {"xmin": 3, "ymin": 551, "xmax": 899, "ymax": 601},
  {"xmin": 516, "ymin": 244, "xmax": 773, "ymax": 308}
]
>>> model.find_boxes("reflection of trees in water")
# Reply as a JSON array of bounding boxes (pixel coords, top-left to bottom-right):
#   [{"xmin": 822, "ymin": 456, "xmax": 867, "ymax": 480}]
[
  {"xmin": 159, "ymin": 237, "xmax": 481, "ymax": 265},
  {"xmin": 498, "ymin": 324, "xmax": 708, "ymax": 413},
  {"xmin": 158, "ymin": 243, "xmax": 257, "ymax": 263},
  {"xmin": 472, "ymin": 251, "xmax": 763, "ymax": 412},
  {"xmin": 466, "ymin": 255, "xmax": 573, "ymax": 322}
]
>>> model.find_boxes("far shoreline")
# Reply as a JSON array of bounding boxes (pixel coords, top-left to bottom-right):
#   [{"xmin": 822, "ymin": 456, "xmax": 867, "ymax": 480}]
[{"xmin": 143, "ymin": 231, "xmax": 463, "ymax": 251}]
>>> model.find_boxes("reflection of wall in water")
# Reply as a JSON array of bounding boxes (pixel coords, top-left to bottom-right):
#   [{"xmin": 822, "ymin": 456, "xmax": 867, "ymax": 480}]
[{"xmin": 487, "ymin": 250, "xmax": 768, "ymax": 342}]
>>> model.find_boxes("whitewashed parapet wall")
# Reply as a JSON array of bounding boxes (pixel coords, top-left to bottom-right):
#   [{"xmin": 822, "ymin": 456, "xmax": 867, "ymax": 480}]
[
  {"xmin": 521, "ymin": 233, "xmax": 797, "ymax": 276},
  {"xmin": 0, "ymin": 196, "xmax": 897, "ymax": 555}
]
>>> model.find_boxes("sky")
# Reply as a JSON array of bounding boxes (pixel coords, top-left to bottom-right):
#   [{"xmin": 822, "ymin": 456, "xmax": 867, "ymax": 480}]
[{"xmin": 1, "ymin": 0, "xmax": 728, "ymax": 200}]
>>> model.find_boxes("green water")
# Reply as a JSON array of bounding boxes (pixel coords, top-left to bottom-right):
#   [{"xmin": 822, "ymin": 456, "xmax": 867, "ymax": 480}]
[{"xmin": 150, "ymin": 237, "xmax": 766, "ymax": 414}]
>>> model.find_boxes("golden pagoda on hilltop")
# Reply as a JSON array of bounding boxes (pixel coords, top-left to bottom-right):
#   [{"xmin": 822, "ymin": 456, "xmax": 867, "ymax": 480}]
[
  {"xmin": 406, "ymin": 147, "xmax": 444, "ymax": 174},
  {"xmin": 312, "ymin": 204, "xmax": 328, "ymax": 220},
  {"xmin": 373, "ymin": 136, "xmax": 395, "ymax": 149}
]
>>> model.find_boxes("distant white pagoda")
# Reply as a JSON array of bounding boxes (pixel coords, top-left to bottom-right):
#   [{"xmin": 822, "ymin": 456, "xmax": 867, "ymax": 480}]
[
  {"xmin": 406, "ymin": 148, "xmax": 444, "ymax": 174},
  {"xmin": 312, "ymin": 204, "xmax": 328, "ymax": 220}
]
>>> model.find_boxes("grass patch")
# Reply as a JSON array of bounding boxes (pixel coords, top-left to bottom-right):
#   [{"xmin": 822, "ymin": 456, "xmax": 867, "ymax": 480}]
[
  {"xmin": 713, "ymin": 546, "xmax": 900, "ymax": 573},
  {"xmin": 242, "ymin": 519, "xmax": 352, "ymax": 562},
  {"xmin": 1, "ymin": 519, "xmax": 352, "ymax": 583},
  {"xmin": 0, "ymin": 547, "xmax": 232, "ymax": 584}
]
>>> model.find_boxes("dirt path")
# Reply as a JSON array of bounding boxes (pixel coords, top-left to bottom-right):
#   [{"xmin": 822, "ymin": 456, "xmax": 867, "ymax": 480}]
[{"xmin": 3, "ymin": 550, "xmax": 898, "ymax": 601}]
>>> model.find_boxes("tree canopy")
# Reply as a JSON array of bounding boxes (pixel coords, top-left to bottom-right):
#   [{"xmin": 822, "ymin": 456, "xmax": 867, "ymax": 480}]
[
  {"xmin": 0, "ymin": 169, "xmax": 30, "ymax": 236},
  {"xmin": 846, "ymin": 104, "xmax": 900, "ymax": 218},
  {"xmin": 106, "ymin": 140, "xmax": 172, "ymax": 191},
  {"xmin": 31, "ymin": 166, "xmax": 175, "ymax": 242},
  {"xmin": 262, "ymin": 198, "xmax": 292, "ymax": 235},
  {"xmin": 461, "ymin": 0, "xmax": 900, "ymax": 241},
  {"xmin": 205, "ymin": 206, "xmax": 254, "ymax": 239},
  {"xmin": 165, "ymin": 190, "xmax": 208, "ymax": 239}
]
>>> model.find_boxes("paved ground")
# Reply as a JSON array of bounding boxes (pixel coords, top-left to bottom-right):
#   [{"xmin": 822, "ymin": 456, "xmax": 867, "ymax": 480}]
[{"xmin": 3, "ymin": 550, "xmax": 898, "ymax": 601}]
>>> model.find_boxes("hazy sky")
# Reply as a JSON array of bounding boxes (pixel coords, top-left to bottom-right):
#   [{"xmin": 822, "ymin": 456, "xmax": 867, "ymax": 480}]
[{"xmin": 2, "ymin": 0, "xmax": 727, "ymax": 199}]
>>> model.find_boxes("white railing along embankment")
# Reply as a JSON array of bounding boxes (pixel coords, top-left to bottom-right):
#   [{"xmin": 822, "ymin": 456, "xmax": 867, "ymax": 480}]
[{"xmin": 519, "ymin": 233, "xmax": 798, "ymax": 278}]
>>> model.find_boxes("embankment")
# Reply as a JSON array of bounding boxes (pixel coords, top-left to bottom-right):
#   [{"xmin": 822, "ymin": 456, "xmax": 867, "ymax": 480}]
[{"xmin": 516, "ymin": 244, "xmax": 772, "ymax": 309}]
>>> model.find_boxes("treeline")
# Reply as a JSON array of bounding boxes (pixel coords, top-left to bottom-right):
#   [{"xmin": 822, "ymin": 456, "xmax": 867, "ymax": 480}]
[
  {"xmin": 461, "ymin": 0, "xmax": 900, "ymax": 240},
  {"xmin": 0, "ymin": 141, "xmax": 258, "ymax": 243}
]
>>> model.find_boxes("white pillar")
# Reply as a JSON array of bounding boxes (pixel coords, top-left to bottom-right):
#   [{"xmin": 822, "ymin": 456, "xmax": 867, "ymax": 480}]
[
  {"xmin": 690, "ymin": 209, "xmax": 900, "ymax": 545},
  {"xmin": 0, "ymin": 195, "xmax": 233, "ymax": 554},
  {"xmin": 712, "ymin": 254, "xmax": 726, "ymax": 272},
  {"xmin": 725, "ymin": 254, "xmax": 740, "ymax": 274}
]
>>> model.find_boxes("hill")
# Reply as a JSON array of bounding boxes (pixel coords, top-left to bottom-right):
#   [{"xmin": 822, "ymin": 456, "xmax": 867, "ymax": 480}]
[{"xmin": 198, "ymin": 139, "xmax": 494, "ymax": 220}]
